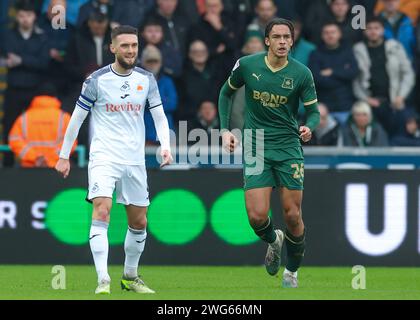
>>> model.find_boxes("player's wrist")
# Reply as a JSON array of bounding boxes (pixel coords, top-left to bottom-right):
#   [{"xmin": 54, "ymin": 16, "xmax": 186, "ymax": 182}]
[{"xmin": 220, "ymin": 128, "xmax": 230, "ymax": 135}]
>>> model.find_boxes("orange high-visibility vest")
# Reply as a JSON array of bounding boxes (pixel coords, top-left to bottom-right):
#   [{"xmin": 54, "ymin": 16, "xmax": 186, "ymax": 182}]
[{"xmin": 8, "ymin": 95, "xmax": 77, "ymax": 168}]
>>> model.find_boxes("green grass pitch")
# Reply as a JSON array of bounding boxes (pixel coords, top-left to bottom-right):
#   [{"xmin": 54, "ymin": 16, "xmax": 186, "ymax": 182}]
[{"xmin": 0, "ymin": 266, "xmax": 419, "ymax": 300}]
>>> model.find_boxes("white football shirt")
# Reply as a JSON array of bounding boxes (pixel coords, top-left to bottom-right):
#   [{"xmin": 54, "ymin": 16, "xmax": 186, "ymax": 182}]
[{"xmin": 77, "ymin": 64, "xmax": 162, "ymax": 165}]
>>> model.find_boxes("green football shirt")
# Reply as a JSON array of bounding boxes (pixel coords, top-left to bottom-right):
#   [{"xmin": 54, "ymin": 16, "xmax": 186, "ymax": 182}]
[{"xmin": 228, "ymin": 52, "xmax": 318, "ymax": 150}]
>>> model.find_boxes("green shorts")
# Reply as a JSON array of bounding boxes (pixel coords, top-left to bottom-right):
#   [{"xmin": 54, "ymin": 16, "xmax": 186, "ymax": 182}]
[{"xmin": 243, "ymin": 147, "xmax": 304, "ymax": 191}]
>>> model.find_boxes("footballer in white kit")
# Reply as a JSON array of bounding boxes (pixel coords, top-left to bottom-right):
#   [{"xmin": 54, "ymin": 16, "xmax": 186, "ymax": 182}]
[{"xmin": 56, "ymin": 25, "xmax": 172, "ymax": 295}]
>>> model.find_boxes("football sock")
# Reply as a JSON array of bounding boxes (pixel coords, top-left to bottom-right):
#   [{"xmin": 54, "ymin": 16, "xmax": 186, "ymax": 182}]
[
  {"xmin": 285, "ymin": 229, "xmax": 306, "ymax": 273},
  {"xmin": 123, "ymin": 227, "xmax": 147, "ymax": 279},
  {"xmin": 253, "ymin": 217, "xmax": 277, "ymax": 244},
  {"xmin": 89, "ymin": 220, "xmax": 110, "ymax": 284}
]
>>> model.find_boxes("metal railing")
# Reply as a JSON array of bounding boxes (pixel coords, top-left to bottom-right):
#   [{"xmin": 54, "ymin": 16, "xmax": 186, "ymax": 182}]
[{"xmin": 0, "ymin": 145, "xmax": 87, "ymax": 168}]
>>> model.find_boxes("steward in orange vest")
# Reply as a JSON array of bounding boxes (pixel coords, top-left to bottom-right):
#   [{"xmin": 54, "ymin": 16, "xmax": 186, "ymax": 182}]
[{"xmin": 8, "ymin": 95, "xmax": 77, "ymax": 167}]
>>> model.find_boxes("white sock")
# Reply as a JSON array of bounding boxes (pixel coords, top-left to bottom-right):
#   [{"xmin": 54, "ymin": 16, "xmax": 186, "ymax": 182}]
[
  {"xmin": 124, "ymin": 227, "xmax": 147, "ymax": 279},
  {"xmin": 89, "ymin": 220, "xmax": 110, "ymax": 284},
  {"xmin": 284, "ymin": 268, "xmax": 298, "ymax": 278}
]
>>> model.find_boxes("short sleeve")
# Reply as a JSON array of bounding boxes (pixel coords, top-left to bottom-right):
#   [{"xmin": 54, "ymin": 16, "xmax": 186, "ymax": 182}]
[
  {"xmin": 147, "ymin": 74, "xmax": 163, "ymax": 109},
  {"xmin": 300, "ymin": 69, "xmax": 318, "ymax": 107},
  {"xmin": 77, "ymin": 76, "xmax": 98, "ymax": 112},
  {"xmin": 228, "ymin": 59, "xmax": 245, "ymax": 90}
]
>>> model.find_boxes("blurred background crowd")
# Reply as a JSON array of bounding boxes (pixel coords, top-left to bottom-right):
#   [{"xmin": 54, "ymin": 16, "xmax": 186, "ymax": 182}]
[{"xmin": 0, "ymin": 0, "xmax": 419, "ymax": 167}]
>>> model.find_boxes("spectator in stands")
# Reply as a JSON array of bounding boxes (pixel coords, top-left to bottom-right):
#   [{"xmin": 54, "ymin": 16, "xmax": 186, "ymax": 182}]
[
  {"xmin": 353, "ymin": 17, "xmax": 415, "ymax": 136},
  {"xmin": 65, "ymin": 11, "xmax": 113, "ymax": 89},
  {"xmin": 290, "ymin": 19, "xmax": 316, "ymax": 66},
  {"xmin": 305, "ymin": 103, "xmax": 342, "ymax": 146},
  {"xmin": 329, "ymin": 0, "xmax": 363, "ymax": 45},
  {"xmin": 223, "ymin": 0, "xmax": 254, "ymax": 45},
  {"xmin": 38, "ymin": 0, "xmax": 72, "ymax": 97},
  {"xmin": 301, "ymin": 0, "xmax": 331, "ymax": 45},
  {"xmin": 375, "ymin": 0, "xmax": 420, "ymax": 25},
  {"xmin": 309, "ymin": 22, "xmax": 359, "ymax": 124},
  {"xmin": 0, "ymin": 0, "xmax": 9, "ymax": 49},
  {"xmin": 148, "ymin": 0, "xmax": 191, "ymax": 58},
  {"xmin": 416, "ymin": 22, "xmax": 420, "ymax": 115},
  {"xmin": 189, "ymin": 0, "xmax": 238, "ymax": 80},
  {"xmin": 112, "ymin": 0, "xmax": 155, "ymax": 29},
  {"xmin": 272, "ymin": 0, "xmax": 298, "ymax": 20},
  {"xmin": 390, "ymin": 109, "xmax": 420, "ymax": 146},
  {"xmin": 343, "ymin": 101, "xmax": 389, "ymax": 147},
  {"xmin": 8, "ymin": 87, "xmax": 77, "ymax": 167},
  {"xmin": 140, "ymin": 18, "xmax": 183, "ymax": 78},
  {"xmin": 77, "ymin": 0, "xmax": 114, "ymax": 29},
  {"xmin": 378, "ymin": 0, "xmax": 416, "ymax": 61},
  {"xmin": 140, "ymin": 45, "xmax": 178, "ymax": 145},
  {"xmin": 2, "ymin": 0, "xmax": 49, "ymax": 167},
  {"xmin": 245, "ymin": 0, "xmax": 278, "ymax": 40},
  {"xmin": 178, "ymin": 40, "xmax": 223, "ymax": 122},
  {"xmin": 42, "ymin": 0, "xmax": 89, "ymax": 28},
  {"xmin": 189, "ymin": 100, "xmax": 220, "ymax": 135},
  {"xmin": 231, "ymin": 32, "xmax": 265, "ymax": 131}
]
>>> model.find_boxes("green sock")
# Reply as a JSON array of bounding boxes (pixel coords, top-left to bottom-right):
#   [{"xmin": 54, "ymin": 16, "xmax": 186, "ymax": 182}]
[
  {"xmin": 253, "ymin": 217, "xmax": 276, "ymax": 244},
  {"xmin": 285, "ymin": 229, "xmax": 306, "ymax": 272}
]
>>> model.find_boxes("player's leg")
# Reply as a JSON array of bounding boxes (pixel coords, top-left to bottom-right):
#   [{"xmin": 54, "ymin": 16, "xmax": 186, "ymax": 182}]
[
  {"xmin": 120, "ymin": 205, "xmax": 154, "ymax": 293},
  {"xmin": 245, "ymin": 187, "xmax": 284, "ymax": 276},
  {"xmin": 90, "ymin": 197, "xmax": 113, "ymax": 294},
  {"xmin": 123, "ymin": 205, "xmax": 148, "ymax": 278},
  {"xmin": 87, "ymin": 161, "xmax": 121, "ymax": 294},
  {"xmin": 118, "ymin": 165, "xmax": 154, "ymax": 293},
  {"xmin": 280, "ymin": 188, "xmax": 305, "ymax": 288}
]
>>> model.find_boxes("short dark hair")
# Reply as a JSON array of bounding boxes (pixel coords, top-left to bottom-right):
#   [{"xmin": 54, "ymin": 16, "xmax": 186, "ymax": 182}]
[
  {"xmin": 366, "ymin": 16, "xmax": 385, "ymax": 27},
  {"xmin": 88, "ymin": 10, "xmax": 108, "ymax": 23},
  {"xmin": 321, "ymin": 21, "xmax": 341, "ymax": 31},
  {"xmin": 15, "ymin": 0, "xmax": 36, "ymax": 12},
  {"xmin": 141, "ymin": 18, "xmax": 163, "ymax": 32},
  {"xmin": 264, "ymin": 18, "xmax": 295, "ymax": 42},
  {"xmin": 111, "ymin": 25, "xmax": 138, "ymax": 41}
]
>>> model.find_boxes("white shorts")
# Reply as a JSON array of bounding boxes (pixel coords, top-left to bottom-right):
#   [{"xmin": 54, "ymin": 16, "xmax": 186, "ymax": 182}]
[{"xmin": 87, "ymin": 161, "xmax": 150, "ymax": 207}]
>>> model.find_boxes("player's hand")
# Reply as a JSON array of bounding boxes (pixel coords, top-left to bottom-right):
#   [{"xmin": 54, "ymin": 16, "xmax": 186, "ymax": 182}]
[
  {"xmin": 160, "ymin": 149, "xmax": 173, "ymax": 168},
  {"xmin": 222, "ymin": 130, "xmax": 239, "ymax": 153},
  {"xmin": 299, "ymin": 126, "xmax": 312, "ymax": 143},
  {"xmin": 55, "ymin": 158, "xmax": 71, "ymax": 178}
]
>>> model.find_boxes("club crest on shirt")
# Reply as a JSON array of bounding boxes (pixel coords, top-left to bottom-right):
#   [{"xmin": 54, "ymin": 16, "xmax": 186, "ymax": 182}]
[
  {"xmin": 281, "ymin": 78, "xmax": 294, "ymax": 90},
  {"xmin": 120, "ymin": 81, "xmax": 131, "ymax": 92}
]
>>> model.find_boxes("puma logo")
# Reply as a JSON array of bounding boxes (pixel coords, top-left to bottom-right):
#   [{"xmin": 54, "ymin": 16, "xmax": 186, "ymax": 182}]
[{"xmin": 252, "ymin": 73, "xmax": 262, "ymax": 81}]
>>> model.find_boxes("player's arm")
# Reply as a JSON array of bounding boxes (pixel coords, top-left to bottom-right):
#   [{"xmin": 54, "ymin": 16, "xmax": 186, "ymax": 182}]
[
  {"xmin": 55, "ymin": 106, "xmax": 89, "ymax": 178},
  {"xmin": 218, "ymin": 59, "xmax": 244, "ymax": 152},
  {"xmin": 300, "ymin": 70, "xmax": 320, "ymax": 143},
  {"xmin": 56, "ymin": 77, "xmax": 97, "ymax": 178},
  {"xmin": 148, "ymin": 75, "xmax": 172, "ymax": 168}
]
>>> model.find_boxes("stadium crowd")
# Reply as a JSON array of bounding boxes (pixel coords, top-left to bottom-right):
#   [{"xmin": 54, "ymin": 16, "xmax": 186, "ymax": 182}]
[{"xmin": 0, "ymin": 0, "xmax": 419, "ymax": 167}]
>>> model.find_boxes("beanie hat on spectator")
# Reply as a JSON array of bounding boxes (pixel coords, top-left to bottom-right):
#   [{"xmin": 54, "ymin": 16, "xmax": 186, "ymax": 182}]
[
  {"xmin": 141, "ymin": 45, "xmax": 162, "ymax": 64},
  {"xmin": 244, "ymin": 30, "xmax": 264, "ymax": 43}
]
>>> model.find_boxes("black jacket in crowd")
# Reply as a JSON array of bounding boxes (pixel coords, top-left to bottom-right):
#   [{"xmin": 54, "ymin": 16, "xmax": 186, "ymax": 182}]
[
  {"xmin": 3, "ymin": 27, "xmax": 49, "ymax": 89},
  {"xmin": 65, "ymin": 24, "xmax": 114, "ymax": 83}
]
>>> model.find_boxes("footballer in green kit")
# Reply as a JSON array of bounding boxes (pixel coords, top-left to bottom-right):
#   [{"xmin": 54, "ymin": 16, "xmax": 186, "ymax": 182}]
[{"xmin": 218, "ymin": 18, "xmax": 320, "ymax": 288}]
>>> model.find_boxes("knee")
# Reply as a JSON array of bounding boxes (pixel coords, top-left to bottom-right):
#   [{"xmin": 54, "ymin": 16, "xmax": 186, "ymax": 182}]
[
  {"xmin": 283, "ymin": 205, "xmax": 301, "ymax": 228},
  {"xmin": 129, "ymin": 215, "xmax": 147, "ymax": 230},
  {"xmin": 94, "ymin": 204, "xmax": 111, "ymax": 222},
  {"xmin": 247, "ymin": 205, "xmax": 270, "ymax": 229}
]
